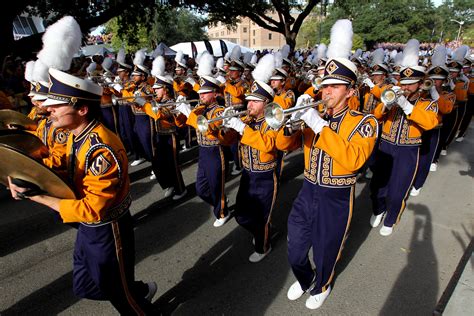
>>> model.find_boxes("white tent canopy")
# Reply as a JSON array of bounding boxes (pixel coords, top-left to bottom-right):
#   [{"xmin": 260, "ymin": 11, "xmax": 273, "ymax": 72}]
[
  {"xmin": 170, "ymin": 40, "xmax": 254, "ymax": 58},
  {"xmin": 150, "ymin": 42, "xmax": 177, "ymax": 57}
]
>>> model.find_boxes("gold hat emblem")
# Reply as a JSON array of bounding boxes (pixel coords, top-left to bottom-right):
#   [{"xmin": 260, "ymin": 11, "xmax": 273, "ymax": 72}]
[
  {"xmin": 434, "ymin": 67, "xmax": 442, "ymax": 74},
  {"xmin": 199, "ymin": 78, "xmax": 206, "ymax": 86},
  {"xmin": 403, "ymin": 68, "xmax": 414, "ymax": 77},
  {"xmin": 35, "ymin": 83, "xmax": 41, "ymax": 92},
  {"xmin": 250, "ymin": 82, "xmax": 259, "ymax": 93},
  {"xmin": 326, "ymin": 61, "xmax": 339, "ymax": 74}
]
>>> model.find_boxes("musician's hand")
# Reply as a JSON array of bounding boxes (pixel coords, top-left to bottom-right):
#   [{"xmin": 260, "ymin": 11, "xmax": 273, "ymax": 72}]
[
  {"xmin": 7, "ymin": 176, "xmax": 34, "ymax": 200},
  {"xmin": 300, "ymin": 108, "xmax": 329, "ymax": 134},
  {"xmin": 224, "ymin": 117, "xmax": 246, "ymax": 135},
  {"xmin": 185, "ymin": 77, "xmax": 196, "ymax": 86},
  {"xmin": 363, "ymin": 78, "xmax": 375, "ymax": 89},
  {"xmin": 176, "ymin": 95, "xmax": 187, "ymax": 103},
  {"xmin": 397, "ymin": 95, "xmax": 414, "ymax": 115},
  {"xmin": 430, "ymin": 85, "xmax": 440, "ymax": 101},
  {"xmin": 295, "ymin": 94, "xmax": 313, "ymax": 108},
  {"xmin": 176, "ymin": 102, "xmax": 191, "ymax": 118},
  {"xmin": 113, "ymin": 83, "xmax": 123, "ymax": 93}
]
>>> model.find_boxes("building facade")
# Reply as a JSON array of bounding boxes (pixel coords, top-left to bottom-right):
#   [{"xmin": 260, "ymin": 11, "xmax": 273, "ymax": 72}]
[{"xmin": 208, "ymin": 14, "xmax": 288, "ymax": 51}]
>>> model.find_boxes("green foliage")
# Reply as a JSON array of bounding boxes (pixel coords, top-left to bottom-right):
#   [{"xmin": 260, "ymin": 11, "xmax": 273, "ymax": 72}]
[{"xmin": 105, "ymin": 7, "xmax": 207, "ymax": 53}]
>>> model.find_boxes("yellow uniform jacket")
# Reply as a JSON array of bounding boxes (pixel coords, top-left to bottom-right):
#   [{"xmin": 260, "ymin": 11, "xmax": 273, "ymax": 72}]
[
  {"xmin": 224, "ymin": 79, "xmax": 247, "ymax": 108},
  {"xmin": 142, "ymin": 99, "xmax": 183, "ymax": 134},
  {"xmin": 454, "ymin": 76, "xmax": 469, "ymax": 103},
  {"xmin": 122, "ymin": 82, "xmax": 152, "ymax": 115},
  {"xmin": 363, "ymin": 83, "xmax": 392, "ymax": 114},
  {"xmin": 37, "ymin": 118, "xmax": 68, "ymax": 169},
  {"xmin": 239, "ymin": 116, "xmax": 279, "ymax": 172},
  {"xmin": 373, "ymin": 93, "xmax": 438, "ymax": 146},
  {"xmin": 276, "ymin": 106, "xmax": 378, "ymax": 187},
  {"xmin": 187, "ymin": 103, "xmax": 237, "ymax": 147},
  {"xmin": 55, "ymin": 120, "xmax": 131, "ymax": 224},
  {"xmin": 437, "ymin": 91, "xmax": 456, "ymax": 125},
  {"xmin": 274, "ymin": 89, "xmax": 295, "ymax": 110}
]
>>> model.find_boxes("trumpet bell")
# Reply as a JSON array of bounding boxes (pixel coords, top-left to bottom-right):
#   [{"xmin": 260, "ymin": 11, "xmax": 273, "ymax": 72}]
[
  {"xmin": 420, "ymin": 79, "xmax": 434, "ymax": 91},
  {"xmin": 264, "ymin": 103, "xmax": 286, "ymax": 130},
  {"xmin": 381, "ymin": 89, "xmax": 398, "ymax": 105},
  {"xmin": 196, "ymin": 115, "xmax": 209, "ymax": 133}
]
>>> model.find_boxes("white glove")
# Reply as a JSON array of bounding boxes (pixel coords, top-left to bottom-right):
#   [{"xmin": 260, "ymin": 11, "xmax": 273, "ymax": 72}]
[
  {"xmin": 104, "ymin": 77, "xmax": 113, "ymax": 84},
  {"xmin": 290, "ymin": 107, "xmax": 308, "ymax": 123},
  {"xmin": 391, "ymin": 85, "xmax": 402, "ymax": 93},
  {"xmin": 113, "ymin": 83, "xmax": 123, "ymax": 92},
  {"xmin": 295, "ymin": 94, "xmax": 313, "ymax": 108},
  {"xmin": 216, "ymin": 75, "xmax": 226, "ymax": 85},
  {"xmin": 224, "ymin": 117, "xmax": 246, "ymax": 135},
  {"xmin": 430, "ymin": 86, "xmax": 440, "ymax": 101},
  {"xmin": 300, "ymin": 108, "xmax": 329, "ymax": 134},
  {"xmin": 221, "ymin": 107, "xmax": 236, "ymax": 125},
  {"xmin": 397, "ymin": 95, "xmax": 414, "ymax": 115},
  {"xmin": 363, "ymin": 78, "xmax": 375, "ymax": 89},
  {"xmin": 176, "ymin": 95, "xmax": 187, "ymax": 103},
  {"xmin": 185, "ymin": 77, "xmax": 197, "ymax": 86},
  {"xmin": 176, "ymin": 102, "xmax": 191, "ymax": 117},
  {"xmin": 134, "ymin": 96, "xmax": 147, "ymax": 107}
]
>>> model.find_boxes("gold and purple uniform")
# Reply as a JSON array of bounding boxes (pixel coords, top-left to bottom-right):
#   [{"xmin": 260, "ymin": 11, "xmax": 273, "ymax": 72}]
[
  {"xmin": 36, "ymin": 118, "xmax": 68, "ymax": 169},
  {"xmin": 273, "ymin": 89, "xmax": 295, "ymax": 110},
  {"xmin": 235, "ymin": 116, "xmax": 279, "ymax": 254},
  {"xmin": 187, "ymin": 103, "xmax": 238, "ymax": 220},
  {"xmin": 455, "ymin": 73, "xmax": 473, "ymax": 139},
  {"xmin": 363, "ymin": 83, "xmax": 392, "ymax": 114},
  {"xmin": 370, "ymin": 93, "xmax": 438, "ymax": 228},
  {"xmin": 277, "ymin": 106, "xmax": 378, "ymax": 296},
  {"xmin": 100, "ymin": 87, "xmax": 119, "ymax": 134}
]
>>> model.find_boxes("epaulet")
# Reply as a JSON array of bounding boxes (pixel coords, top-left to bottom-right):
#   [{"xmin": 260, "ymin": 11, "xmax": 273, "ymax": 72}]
[
  {"xmin": 349, "ymin": 109, "xmax": 364, "ymax": 116},
  {"xmin": 285, "ymin": 89, "xmax": 295, "ymax": 102}
]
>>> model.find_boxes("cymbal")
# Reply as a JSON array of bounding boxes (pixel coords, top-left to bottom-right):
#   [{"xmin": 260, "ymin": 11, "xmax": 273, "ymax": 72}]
[
  {"xmin": 0, "ymin": 109, "xmax": 37, "ymax": 131},
  {"xmin": 0, "ymin": 130, "xmax": 49, "ymax": 160},
  {"xmin": 0, "ymin": 145, "xmax": 75, "ymax": 199}
]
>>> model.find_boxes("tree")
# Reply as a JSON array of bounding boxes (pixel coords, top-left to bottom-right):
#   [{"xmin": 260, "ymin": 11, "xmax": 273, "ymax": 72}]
[
  {"xmin": 170, "ymin": 0, "xmax": 321, "ymax": 52},
  {"xmin": 105, "ymin": 7, "xmax": 208, "ymax": 53}
]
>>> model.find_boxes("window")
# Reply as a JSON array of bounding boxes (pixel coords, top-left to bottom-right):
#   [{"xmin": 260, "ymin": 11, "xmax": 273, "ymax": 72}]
[
  {"xmin": 243, "ymin": 39, "xmax": 248, "ymax": 46},
  {"xmin": 227, "ymin": 30, "xmax": 230, "ymax": 35},
  {"xmin": 253, "ymin": 39, "xmax": 255, "ymax": 45},
  {"xmin": 243, "ymin": 27, "xmax": 247, "ymax": 33},
  {"xmin": 221, "ymin": 31, "xmax": 224, "ymax": 36},
  {"xmin": 253, "ymin": 30, "xmax": 256, "ymax": 36},
  {"xmin": 268, "ymin": 33, "xmax": 272, "ymax": 40}
]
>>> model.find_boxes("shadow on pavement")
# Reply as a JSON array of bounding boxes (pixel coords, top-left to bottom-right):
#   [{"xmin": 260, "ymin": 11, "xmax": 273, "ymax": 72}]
[{"xmin": 380, "ymin": 203, "xmax": 438, "ymax": 315}]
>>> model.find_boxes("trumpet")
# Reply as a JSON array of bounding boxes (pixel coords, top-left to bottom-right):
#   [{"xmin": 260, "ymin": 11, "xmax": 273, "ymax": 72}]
[
  {"xmin": 420, "ymin": 78, "xmax": 434, "ymax": 91},
  {"xmin": 150, "ymin": 99, "xmax": 200, "ymax": 114},
  {"xmin": 380, "ymin": 88, "xmax": 405, "ymax": 106},
  {"xmin": 111, "ymin": 94, "xmax": 156, "ymax": 106},
  {"xmin": 196, "ymin": 109, "xmax": 248, "ymax": 133},
  {"xmin": 264, "ymin": 100, "xmax": 328, "ymax": 130},
  {"xmin": 311, "ymin": 76, "xmax": 323, "ymax": 90}
]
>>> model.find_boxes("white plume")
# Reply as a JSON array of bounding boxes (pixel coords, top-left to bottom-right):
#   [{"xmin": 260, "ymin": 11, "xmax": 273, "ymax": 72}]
[
  {"xmin": 224, "ymin": 52, "xmax": 231, "ymax": 60},
  {"xmin": 36, "ymin": 16, "xmax": 82, "ymax": 71},
  {"xmin": 196, "ymin": 51, "xmax": 205, "ymax": 64},
  {"xmin": 175, "ymin": 50, "xmax": 184, "ymax": 64},
  {"xmin": 86, "ymin": 62, "xmax": 97, "ymax": 75},
  {"xmin": 389, "ymin": 50, "xmax": 398, "ymax": 61},
  {"xmin": 274, "ymin": 51, "xmax": 283, "ymax": 68},
  {"xmin": 102, "ymin": 57, "xmax": 113, "ymax": 71},
  {"xmin": 317, "ymin": 43, "xmax": 327, "ymax": 60},
  {"xmin": 394, "ymin": 52, "xmax": 403, "ymax": 66},
  {"xmin": 250, "ymin": 54, "xmax": 258, "ymax": 65},
  {"xmin": 216, "ymin": 57, "xmax": 224, "ymax": 69},
  {"xmin": 401, "ymin": 39, "xmax": 420, "ymax": 67},
  {"xmin": 326, "ymin": 19, "xmax": 353, "ymax": 59},
  {"xmin": 24, "ymin": 61, "xmax": 35, "ymax": 82},
  {"xmin": 243, "ymin": 52, "xmax": 252, "ymax": 64},
  {"xmin": 252, "ymin": 54, "xmax": 275, "ymax": 83},
  {"xmin": 117, "ymin": 48, "xmax": 126, "ymax": 64},
  {"xmin": 32, "ymin": 59, "xmax": 50, "ymax": 83},
  {"xmin": 371, "ymin": 48, "xmax": 385, "ymax": 67},
  {"xmin": 431, "ymin": 45, "xmax": 447, "ymax": 67},
  {"xmin": 151, "ymin": 56, "xmax": 166, "ymax": 77},
  {"xmin": 281, "ymin": 44, "xmax": 290, "ymax": 59},
  {"xmin": 453, "ymin": 45, "xmax": 469, "ymax": 62},
  {"xmin": 197, "ymin": 52, "xmax": 215, "ymax": 77},
  {"xmin": 133, "ymin": 48, "xmax": 147, "ymax": 66},
  {"xmin": 230, "ymin": 45, "xmax": 241, "ymax": 61}
]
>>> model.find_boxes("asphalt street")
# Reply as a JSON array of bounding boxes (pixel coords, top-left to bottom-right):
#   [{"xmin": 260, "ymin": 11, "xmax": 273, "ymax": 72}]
[{"xmin": 1, "ymin": 126, "xmax": 473, "ymax": 315}]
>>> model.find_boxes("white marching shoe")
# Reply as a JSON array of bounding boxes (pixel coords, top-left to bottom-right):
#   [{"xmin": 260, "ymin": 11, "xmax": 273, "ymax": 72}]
[
  {"xmin": 370, "ymin": 212, "xmax": 384, "ymax": 228},
  {"xmin": 249, "ymin": 247, "xmax": 272, "ymax": 263},
  {"xmin": 410, "ymin": 187, "xmax": 421, "ymax": 196},
  {"xmin": 172, "ymin": 189, "xmax": 187, "ymax": 200},
  {"xmin": 305, "ymin": 286, "xmax": 331, "ymax": 310},
  {"xmin": 380, "ymin": 225, "xmax": 393, "ymax": 236},
  {"xmin": 430, "ymin": 163, "xmax": 437, "ymax": 172},
  {"xmin": 149, "ymin": 171, "xmax": 156, "ymax": 180},
  {"xmin": 440, "ymin": 149, "xmax": 447, "ymax": 156},
  {"xmin": 164, "ymin": 187, "xmax": 175, "ymax": 198},
  {"xmin": 145, "ymin": 282, "xmax": 157, "ymax": 302},
  {"xmin": 213, "ymin": 212, "xmax": 232, "ymax": 227},
  {"xmin": 287, "ymin": 280, "xmax": 307, "ymax": 301},
  {"xmin": 130, "ymin": 158, "xmax": 146, "ymax": 167},
  {"xmin": 364, "ymin": 169, "xmax": 373, "ymax": 179},
  {"xmin": 455, "ymin": 136, "xmax": 464, "ymax": 142}
]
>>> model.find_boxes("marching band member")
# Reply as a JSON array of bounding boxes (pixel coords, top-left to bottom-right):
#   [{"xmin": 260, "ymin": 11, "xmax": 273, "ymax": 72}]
[
  {"xmin": 126, "ymin": 49, "xmax": 155, "ymax": 167},
  {"xmin": 361, "ymin": 48, "xmax": 392, "ymax": 114},
  {"xmin": 141, "ymin": 55, "xmax": 187, "ymax": 200},
  {"xmin": 7, "ymin": 17, "xmax": 157, "ymax": 314},
  {"xmin": 175, "ymin": 62, "xmax": 238, "ymax": 228},
  {"xmin": 225, "ymin": 46, "xmax": 248, "ymax": 175},
  {"xmin": 369, "ymin": 39, "xmax": 438, "ymax": 236},
  {"xmin": 270, "ymin": 67, "xmax": 295, "ymax": 110},
  {"xmin": 223, "ymin": 54, "xmax": 279, "ymax": 263},
  {"xmin": 439, "ymin": 46, "xmax": 469, "ymax": 154},
  {"xmin": 277, "ymin": 20, "xmax": 378, "ymax": 310},
  {"xmin": 454, "ymin": 52, "xmax": 473, "ymax": 142},
  {"xmin": 411, "ymin": 46, "xmax": 455, "ymax": 195},
  {"xmin": 99, "ymin": 57, "xmax": 119, "ymax": 134}
]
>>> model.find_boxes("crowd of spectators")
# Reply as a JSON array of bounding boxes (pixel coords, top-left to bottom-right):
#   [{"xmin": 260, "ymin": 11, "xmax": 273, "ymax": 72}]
[{"xmin": 87, "ymin": 33, "xmax": 113, "ymax": 45}]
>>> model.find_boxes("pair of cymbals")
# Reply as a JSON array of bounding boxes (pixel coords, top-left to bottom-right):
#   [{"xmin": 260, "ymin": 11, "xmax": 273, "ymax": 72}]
[{"xmin": 0, "ymin": 109, "xmax": 37, "ymax": 131}]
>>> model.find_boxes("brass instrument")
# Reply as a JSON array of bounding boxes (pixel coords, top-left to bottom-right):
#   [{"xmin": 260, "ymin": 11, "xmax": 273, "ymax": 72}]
[
  {"xmin": 264, "ymin": 100, "xmax": 328, "ymax": 130},
  {"xmin": 420, "ymin": 78, "xmax": 434, "ymax": 91},
  {"xmin": 357, "ymin": 73, "xmax": 369, "ymax": 85},
  {"xmin": 311, "ymin": 76, "xmax": 323, "ymax": 90},
  {"xmin": 150, "ymin": 99, "xmax": 200, "ymax": 114},
  {"xmin": 380, "ymin": 88, "xmax": 405, "ymax": 107},
  {"xmin": 196, "ymin": 109, "xmax": 248, "ymax": 133}
]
